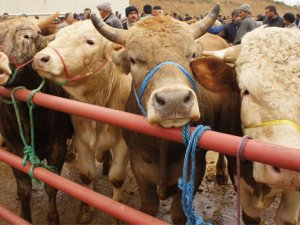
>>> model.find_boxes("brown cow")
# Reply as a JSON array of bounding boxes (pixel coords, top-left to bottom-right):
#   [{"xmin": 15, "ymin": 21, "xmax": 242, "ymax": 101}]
[
  {"xmin": 91, "ymin": 5, "xmax": 243, "ymax": 224},
  {"xmin": 0, "ymin": 15, "xmax": 73, "ymax": 224}
]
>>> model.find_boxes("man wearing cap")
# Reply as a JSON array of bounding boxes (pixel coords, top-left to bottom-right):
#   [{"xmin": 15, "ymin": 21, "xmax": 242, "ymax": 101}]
[
  {"xmin": 263, "ymin": 5, "xmax": 284, "ymax": 27},
  {"xmin": 283, "ymin": 13, "xmax": 297, "ymax": 28},
  {"xmin": 123, "ymin": 6, "xmax": 139, "ymax": 30},
  {"xmin": 233, "ymin": 4, "xmax": 258, "ymax": 45},
  {"xmin": 97, "ymin": 2, "xmax": 122, "ymax": 29}
]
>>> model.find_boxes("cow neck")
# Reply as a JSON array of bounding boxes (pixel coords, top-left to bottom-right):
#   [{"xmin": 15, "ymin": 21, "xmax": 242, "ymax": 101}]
[
  {"xmin": 245, "ymin": 120, "xmax": 300, "ymax": 133},
  {"xmin": 48, "ymin": 46, "xmax": 109, "ymax": 85},
  {"xmin": 63, "ymin": 61, "xmax": 115, "ymax": 107}
]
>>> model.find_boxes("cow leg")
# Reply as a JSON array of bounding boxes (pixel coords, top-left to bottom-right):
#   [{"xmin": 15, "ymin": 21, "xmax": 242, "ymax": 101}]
[
  {"xmin": 0, "ymin": 134, "xmax": 5, "ymax": 147},
  {"xmin": 275, "ymin": 191, "xmax": 300, "ymax": 225},
  {"xmin": 45, "ymin": 143, "xmax": 67, "ymax": 225},
  {"xmin": 76, "ymin": 138, "xmax": 96, "ymax": 224},
  {"xmin": 130, "ymin": 152, "xmax": 159, "ymax": 216},
  {"xmin": 12, "ymin": 168, "xmax": 32, "ymax": 222},
  {"xmin": 65, "ymin": 137, "xmax": 76, "ymax": 163},
  {"xmin": 226, "ymin": 155, "xmax": 237, "ymax": 188},
  {"xmin": 171, "ymin": 149, "xmax": 207, "ymax": 225},
  {"xmin": 240, "ymin": 179, "xmax": 262, "ymax": 225},
  {"xmin": 102, "ymin": 150, "xmax": 112, "ymax": 175},
  {"xmin": 216, "ymin": 153, "xmax": 228, "ymax": 185},
  {"xmin": 108, "ymin": 139, "xmax": 129, "ymax": 201}
]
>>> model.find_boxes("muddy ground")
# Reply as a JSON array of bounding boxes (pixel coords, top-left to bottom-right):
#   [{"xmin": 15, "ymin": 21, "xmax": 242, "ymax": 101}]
[{"xmin": 0, "ymin": 151, "xmax": 284, "ymax": 225}]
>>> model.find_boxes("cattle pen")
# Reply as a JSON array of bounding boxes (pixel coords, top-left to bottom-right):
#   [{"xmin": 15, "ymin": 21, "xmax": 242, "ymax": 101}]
[{"xmin": 0, "ymin": 86, "xmax": 300, "ymax": 224}]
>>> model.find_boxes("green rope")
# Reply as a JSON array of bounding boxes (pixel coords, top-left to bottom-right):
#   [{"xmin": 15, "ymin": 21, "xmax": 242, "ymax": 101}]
[
  {"xmin": 6, "ymin": 68, "xmax": 19, "ymax": 85},
  {"xmin": 0, "ymin": 96, "xmax": 15, "ymax": 104},
  {"xmin": 10, "ymin": 78, "xmax": 57, "ymax": 184},
  {"xmin": 0, "ymin": 69, "xmax": 21, "ymax": 104}
]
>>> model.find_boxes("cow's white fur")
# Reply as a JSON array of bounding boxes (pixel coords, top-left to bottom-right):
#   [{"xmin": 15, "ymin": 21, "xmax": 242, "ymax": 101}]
[
  {"xmin": 33, "ymin": 20, "xmax": 132, "ymax": 223},
  {"xmin": 237, "ymin": 27, "xmax": 300, "ymax": 224}
]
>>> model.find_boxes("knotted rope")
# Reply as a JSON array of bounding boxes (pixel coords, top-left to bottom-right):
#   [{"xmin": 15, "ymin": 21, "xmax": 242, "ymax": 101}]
[
  {"xmin": 179, "ymin": 123, "xmax": 211, "ymax": 225},
  {"xmin": 10, "ymin": 79, "xmax": 56, "ymax": 184}
]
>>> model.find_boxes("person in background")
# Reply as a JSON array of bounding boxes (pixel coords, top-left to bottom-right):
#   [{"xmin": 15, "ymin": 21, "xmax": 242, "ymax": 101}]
[
  {"xmin": 83, "ymin": 8, "xmax": 91, "ymax": 20},
  {"xmin": 152, "ymin": 5, "xmax": 163, "ymax": 16},
  {"xmin": 55, "ymin": 12, "xmax": 75, "ymax": 32},
  {"xmin": 256, "ymin": 14, "xmax": 265, "ymax": 26},
  {"xmin": 295, "ymin": 13, "xmax": 300, "ymax": 27},
  {"xmin": 283, "ymin": 13, "xmax": 297, "ymax": 28},
  {"xmin": 234, "ymin": 4, "xmax": 257, "ymax": 45},
  {"xmin": 220, "ymin": 9, "xmax": 240, "ymax": 44},
  {"xmin": 141, "ymin": 4, "xmax": 152, "ymax": 19},
  {"xmin": 122, "ymin": 6, "xmax": 139, "ymax": 30},
  {"xmin": 97, "ymin": 2, "xmax": 122, "ymax": 29},
  {"xmin": 263, "ymin": 5, "xmax": 284, "ymax": 27}
]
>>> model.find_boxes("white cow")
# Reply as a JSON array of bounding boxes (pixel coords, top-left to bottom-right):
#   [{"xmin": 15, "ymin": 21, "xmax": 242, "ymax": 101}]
[
  {"xmin": 204, "ymin": 27, "xmax": 300, "ymax": 225},
  {"xmin": 33, "ymin": 20, "xmax": 132, "ymax": 223}
]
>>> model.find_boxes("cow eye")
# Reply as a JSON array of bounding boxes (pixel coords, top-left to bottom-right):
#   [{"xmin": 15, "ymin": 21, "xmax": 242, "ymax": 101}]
[
  {"xmin": 241, "ymin": 89, "xmax": 250, "ymax": 97},
  {"xmin": 130, "ymin": 57, "xmax": 135, "ymax": 65},
  {"xmin": 192, "ymin": 52, "xmax": 196, "ymax": 58},
  {"xmin": 23, "ymin": 34, "xmax": 30, "ymax": 39},
  {"xmin": 86, "ymin": 39, "xmax": 94, "ymax": 45}
]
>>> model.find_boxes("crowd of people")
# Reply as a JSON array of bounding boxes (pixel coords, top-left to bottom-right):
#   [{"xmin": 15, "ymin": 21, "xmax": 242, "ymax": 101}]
[{"xmin": 1, "ymin": 2, "xmax": 300, "ymax": 45}]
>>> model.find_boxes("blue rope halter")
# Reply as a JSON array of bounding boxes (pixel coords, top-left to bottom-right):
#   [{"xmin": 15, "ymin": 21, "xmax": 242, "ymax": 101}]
[{"xmin": 133, "ymin": 61, "xmax": 198, "ymax": 115}]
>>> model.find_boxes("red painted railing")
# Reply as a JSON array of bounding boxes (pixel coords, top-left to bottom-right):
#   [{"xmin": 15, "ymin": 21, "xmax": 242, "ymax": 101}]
[
  {"xmin": 1, "ymin": 87, "xmax": 300, "ymax": 172},
  {"xmin": 0, "ymin": 148, "xmax": 168, "ymax": 225},
  {"xmin": 0, "ymin": 202, "xmax": 31, "ymax": 225},
  {"xmin": 1, "ymin": 86, "xmax": 300, "ymax": 224}
]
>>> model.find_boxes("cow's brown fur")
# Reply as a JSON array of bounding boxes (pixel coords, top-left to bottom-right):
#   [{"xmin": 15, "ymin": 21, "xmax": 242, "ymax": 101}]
[
  {"xmin": 0, "ymin": 17, "xmax": 72, "ymax": 224},
  {"xmin": 93, "ymin": 14, "xmax": 242, "ymax": 223},
  {"xmin": 123, "ymin": 57, "xmax": 242, "ymax": 223}
]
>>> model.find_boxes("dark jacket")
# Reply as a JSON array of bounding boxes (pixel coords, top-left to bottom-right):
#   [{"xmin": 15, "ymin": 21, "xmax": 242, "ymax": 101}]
[
  {"xmin": 263, "ymin": 16, "xmax": 284, "ymax": 27},
  {"xmin": 221, "ymin": 22, "xmax": 240, "ymax": 44}
]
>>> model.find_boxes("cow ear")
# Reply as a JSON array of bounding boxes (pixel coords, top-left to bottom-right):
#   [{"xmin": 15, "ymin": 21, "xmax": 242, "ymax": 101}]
[
  {"xmin": 103, "ymin": 42, "xmax": 123, "ymax": 61},
  {"xmin": 190, "ymin": 56, "xmax": 239, "ymax": 92},
  {"xmin": 112, "ymin": 48, "xmax": 131, "ymax": 75}
]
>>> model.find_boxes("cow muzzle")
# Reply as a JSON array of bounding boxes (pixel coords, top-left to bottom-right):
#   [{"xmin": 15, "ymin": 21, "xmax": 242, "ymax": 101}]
[
  {"xmin": 33, "ymin": 49, "xmax": 63, "ymax": 77},
  {"xmin": 254, "ymin": 163, "xmax": 300, "ymax": 190},
  {"xmin": 147, "ymin": 86, "xmax": 200, "ymax": 128},
  {"xmin": 0, "ymin": 52, "xmax": 12, "ymax": 85}
]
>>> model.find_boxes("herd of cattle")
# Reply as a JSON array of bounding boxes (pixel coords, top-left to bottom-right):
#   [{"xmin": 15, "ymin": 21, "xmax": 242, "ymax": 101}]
[{"xmin": 0, "ymin": 4, "xmax": 299, "ymax": 225}]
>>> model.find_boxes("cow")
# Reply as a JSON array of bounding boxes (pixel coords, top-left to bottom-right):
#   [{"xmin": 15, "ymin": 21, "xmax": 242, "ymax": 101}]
[
  {"xmin": 0, "ymin": 14, "xmax": 73, "ymax": 224},
  {"xmin": 91, "ymin": 5, "xmax": 243, "ymax": 224},
  {"xmin": 32, "ymin": 20, "xmax": 131, "ymax": 223},
  {"xmin": 203, "ymin": 27, "xmax": 300, "ymax": 225}
]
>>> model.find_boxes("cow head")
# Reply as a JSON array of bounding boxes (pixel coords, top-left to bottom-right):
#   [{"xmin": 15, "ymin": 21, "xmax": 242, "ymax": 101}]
[
  {"xmin": 204, "ymin": 27, "xmax": 300, "ymax": 190},
  {"xmin": 0, "ymin": 14, "xmax": 57, "ymax": 85},
  {"xmin": 33, "ymin": 20, "xmax": 117, "ymax": 87},
  {"xmin": 91, "ymin": 5, "xmax": 220, "ymax": 128}
]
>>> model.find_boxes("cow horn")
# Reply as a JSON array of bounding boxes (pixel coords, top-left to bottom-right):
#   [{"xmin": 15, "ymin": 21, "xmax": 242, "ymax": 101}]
[
  {"xmin": 191, "ymin": 4, "xmax": 220, "ymax": 39},
  {"xmin": 91, "ymin": 14, "xmax": 127, "ymax": 46},
  {"xmin": 202, "ymin": 45, "xmax": 241, "ymax": 63},
  {"xmin": 37, "ymin": 12, "xmax": 60, "ymax": 30}
]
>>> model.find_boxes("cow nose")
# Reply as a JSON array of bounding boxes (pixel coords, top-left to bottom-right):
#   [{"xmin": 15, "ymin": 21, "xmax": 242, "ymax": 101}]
[
  {"xmin": 40, "ymin": 55, "xmax": 51, "ymax": 63},
  {"xmin": 153, "ymin": 89, "xmax": 195, "ymax": 118},
  {"xmin": 154, "ymin": 90, "xmax": 193, "ymax": 109}
]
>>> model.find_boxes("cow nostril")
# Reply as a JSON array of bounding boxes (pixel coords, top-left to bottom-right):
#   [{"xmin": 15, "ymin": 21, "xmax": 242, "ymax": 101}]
[
  {"xmin": 155, "ymin": 93, "xmax": 165, "ymax": 106},
  {"xmin": 184, "ymin": 91, "xmax": 192, "ymax": 104},
  {"xmin": 40, "ymin": 55, "xmax": 50, "ymax": 63},
  {"xmin": 272, "ymin": 167, "xmax": 281, "ymax": 173}
]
